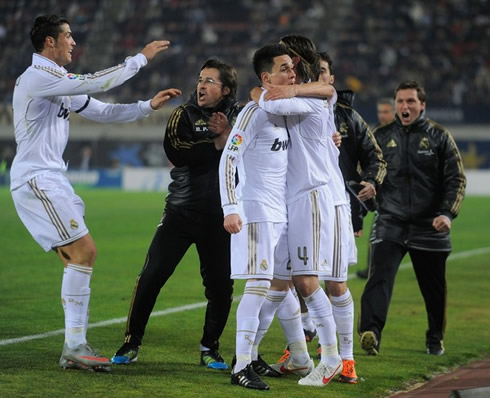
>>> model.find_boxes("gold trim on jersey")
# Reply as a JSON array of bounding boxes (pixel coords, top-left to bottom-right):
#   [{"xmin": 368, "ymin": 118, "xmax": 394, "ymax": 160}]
[
  {"xmin": 237, "ymin": 104, "xmax": 259, "ymax": 131},
  {"xmin": 224, "ymin": 154, "xmax": 237, "ymax": 205},
  {"xmin": 435, "ymin": 124, "xmax": 466, "ymax": 216},
  {"xmin": 34, "ymin": 65, "xmax": 65, "ymax": 79},
  {"xmin": 28, "ymin": 177, "xmax": 70, "ymax": 241},
  {"xmin": 166, "ymin": 105, "xmax": 216, "ymax": 150},
  {"xmin": 87, "ymin": 62, "xmax": 126, "ymax": 79}
]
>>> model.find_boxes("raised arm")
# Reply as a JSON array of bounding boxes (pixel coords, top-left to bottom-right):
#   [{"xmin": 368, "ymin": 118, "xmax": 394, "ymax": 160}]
[
  {"xmin": 73, "ymin": 88, "xmax": 181, "ymax": 124},
  {"xmin": 29, "ymin": 40, "xmax": 172, "ymax": 98}
]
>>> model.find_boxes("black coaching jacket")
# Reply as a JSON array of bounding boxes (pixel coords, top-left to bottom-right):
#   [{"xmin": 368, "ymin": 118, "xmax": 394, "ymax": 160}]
[
  {"xmin": 163, "ymin": 92, "xmax": 240, "ymax": 215},
  {"xmin": 372, "ymin": 112, "xmax": 466, "ymax": 251},
  {"xmin": 335, "ymin": 90, "xmax": 386, "ymax": 232}
]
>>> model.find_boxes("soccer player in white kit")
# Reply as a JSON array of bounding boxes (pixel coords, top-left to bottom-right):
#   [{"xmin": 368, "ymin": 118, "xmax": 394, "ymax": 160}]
[
  {"xmin": 10, "ymin": 14, "xmax": 181, "ymax": 371},
  {"xmin": 253, "ymin": 43, "xmax": 344, "ymax": 387},
  {"xmin": 219, "ymin": 44, "xmax": 295, "ymax": 391},
  {"xmin": 275, "ymin": 35, "xmax": 363, "ymax": 384}
]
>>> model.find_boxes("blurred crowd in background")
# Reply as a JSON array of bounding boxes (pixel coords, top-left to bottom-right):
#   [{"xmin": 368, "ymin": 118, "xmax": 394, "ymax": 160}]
[
  {"xmin": 0, "ymin": 0, "xmax": 489, "ymax": 174},
  {"xmin": 0, "ymin": 0, "xmax": 489, "ymax": 108}
]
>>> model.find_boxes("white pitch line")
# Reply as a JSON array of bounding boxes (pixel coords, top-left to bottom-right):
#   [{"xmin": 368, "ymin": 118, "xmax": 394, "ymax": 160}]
[{"xmin": 1, "ymin": 246, "xmax": 489, "ymax": 347}]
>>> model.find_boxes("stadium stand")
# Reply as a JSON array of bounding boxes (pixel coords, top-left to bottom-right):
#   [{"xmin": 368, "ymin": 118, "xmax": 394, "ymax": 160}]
[
  {"xmin": 0, "ymin": 0, "xmax": 488, "ymax": 108},
  {"xmin": 0, "ymin": 0, "xmax": 489, "ymax": 175}
]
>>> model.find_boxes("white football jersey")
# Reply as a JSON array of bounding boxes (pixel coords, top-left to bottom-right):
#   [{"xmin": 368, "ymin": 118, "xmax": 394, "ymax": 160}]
[
  {"xmin": 219, "ymin": 101, "xmax": 289, "ymax": 224},
  {"xmin": 258, "ymin": 91, "xmax": 342, "ymax": 203},
  {"xmin": 11, "ymin": 53, "xmax": 153, "ymax": 190},
  {"xmin": 324, "ymin": 93, "xmax": 349, "ymax": 205}
]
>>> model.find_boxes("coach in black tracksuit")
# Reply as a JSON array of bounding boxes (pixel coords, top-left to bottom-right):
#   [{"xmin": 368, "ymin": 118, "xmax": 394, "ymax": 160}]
[
  {"xmin": 335, "ymin": 89, "xmax": 386, "ymax": 232},
  {"xmin": 359, "ymin": 81, "xmax": 466, "ymax": 356},
  {"xmin": 113, "ymin": 59, "xmax": 240, "ymax": 369}
]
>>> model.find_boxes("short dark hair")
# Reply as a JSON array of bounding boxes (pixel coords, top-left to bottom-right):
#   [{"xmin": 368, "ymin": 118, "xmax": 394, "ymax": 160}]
[
  {"xmin": 377, "ymin": 97, "xmax": 394, "ymax": 108},
  {"xmin": 200, "ymin": 58, "xmax": 238, "ymax": 99},
  {"xmin": 395, "ymin": 80, "xmax": 426, "ymax": 104},
  {"xmin": 279, "ymin": 34, "xmax": 320, "ymax": 83},
  {"xmin": 252, "ymin": 43, "xmax": 290, "ymax": 82},
  {"xmin": 31, "ymin": 14, "xmax": 70, "ymax": 52},
  {"xmin": 318, "ymin": 51, "xmax": 334, "ymax": 75}
]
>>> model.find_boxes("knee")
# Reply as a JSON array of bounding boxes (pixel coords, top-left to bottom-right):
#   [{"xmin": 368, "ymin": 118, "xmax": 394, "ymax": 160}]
[
  {"xmin": 325, "ymin": 281, "xmax": 347, "ymax": 297},
  {"xmin": 293, "ymin": 276, "xmax": 317, "ymax": 297}
]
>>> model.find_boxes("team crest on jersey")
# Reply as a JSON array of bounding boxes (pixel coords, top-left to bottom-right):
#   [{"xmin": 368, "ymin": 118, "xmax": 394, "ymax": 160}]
[
  {"xmin": 66, "ymin": 73, "xmax": 85, "ymax": 80},
  {"xmin": 417, "ymin": 137, "xmax": 434, "ymax": 156},
  {"xmin": 386, "ymin": 139, "xmax": 397, "ymax": 148},
  {"xmin": 260, "ymin": 259, "xmax": 268, "ymax": 271},
  {"xmin": 69, "ymin": 219, "xmax": 79, "ymax": 230},
  {"xmin": 339, "ymin": 122, "xmax": 349, "ymax": 138},
  {"xmin": 419, "ymin": 137, "xmax": 430, "ymax": 150}
]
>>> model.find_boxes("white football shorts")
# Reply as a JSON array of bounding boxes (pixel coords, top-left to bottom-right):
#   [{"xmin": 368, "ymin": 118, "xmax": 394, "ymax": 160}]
[
  {"xmin": 230, "ymin": 221, "xmax": 287, "ymax": 280},
  {"xmin": 272, "ymin": 222, "xmax": 292, "ymax": 281},
  {"xmin": 320, "ymin": 203, "xmax": 358, "ymax": 282},
  {"xmin": 11, "ymin": 172, "xmax": 89, "ymax": 252},
  {"xmin": 287, "ymin": 187, "xmax": 334, "ymax": 277}
]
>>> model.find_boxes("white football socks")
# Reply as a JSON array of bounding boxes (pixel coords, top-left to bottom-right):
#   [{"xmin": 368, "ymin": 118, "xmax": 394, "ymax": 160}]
[
  {"xmin": 330, "ymin": 289, "xmax": 354, "ymax": 360},
  {"xmin": 277, "ymin": 289, "xmax": 310, "ymax": 365},
  {"xmin": 303, "ymin": 287, "xmax": 339, "ymax": 366},
  {"xmin": 234, "ymin": 280, "xmax": 270, "ymax": 373},
  {"xmin": 61, "ymin": 264, "xmax": 92, "ymax": 348},
  {"xmin": 253, "ymin": 289, "xmax": 287, "ymax": 360}
]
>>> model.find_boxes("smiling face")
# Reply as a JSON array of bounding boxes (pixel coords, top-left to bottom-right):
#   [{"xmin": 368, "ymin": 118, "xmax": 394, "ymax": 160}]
[
  {"xmin": 262, "ymin": 54, "xmax": 296, "ymax": 86},
  {"xmin": 395, "ymin": 88, "xmax": 426, "ymax": 126},
  {"xmin": 197, "ymin": 67, "xmax": 229, "ymax": 108},
  {"xmin": 48, "ymin": 23, "xmax": 76, "ymax": 66}
]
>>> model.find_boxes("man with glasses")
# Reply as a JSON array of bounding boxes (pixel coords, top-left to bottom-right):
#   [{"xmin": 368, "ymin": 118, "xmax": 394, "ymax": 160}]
[{"xmin": 112, "ymin": 58, "xmax": 240, "ymax": 370}]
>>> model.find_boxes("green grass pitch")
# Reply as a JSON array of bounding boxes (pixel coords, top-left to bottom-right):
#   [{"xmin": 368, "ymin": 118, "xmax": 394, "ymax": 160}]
[{"xmin": 0, "ymin": 188, "xmax": 489, "ymax": 398}]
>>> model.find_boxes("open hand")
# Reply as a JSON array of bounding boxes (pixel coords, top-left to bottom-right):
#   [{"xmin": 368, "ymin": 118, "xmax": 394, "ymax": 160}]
[
  {"xmin": 150, "ymin": 88, "xmax": 182, "ymax": 110},
  {"xmin": 141, "ymin": 40, "xmax": 171, "ymax": 62}
]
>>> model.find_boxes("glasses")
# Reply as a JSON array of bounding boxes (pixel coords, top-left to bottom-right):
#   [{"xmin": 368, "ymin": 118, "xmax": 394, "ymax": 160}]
[{"xmin": 197, "ymin": 77, "xmax": 223, "ymax": 86}]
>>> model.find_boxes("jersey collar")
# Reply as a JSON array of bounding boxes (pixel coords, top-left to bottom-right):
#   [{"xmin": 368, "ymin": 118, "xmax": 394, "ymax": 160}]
[{"xmin": 32, "ymin": 53, "xmax": 67, "ymax": 73}]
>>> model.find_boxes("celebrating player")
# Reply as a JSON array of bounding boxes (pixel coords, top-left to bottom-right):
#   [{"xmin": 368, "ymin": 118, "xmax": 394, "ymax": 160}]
[{"xmin": 10, "ymin": 14, "xmax": 180, "ymax": 371}]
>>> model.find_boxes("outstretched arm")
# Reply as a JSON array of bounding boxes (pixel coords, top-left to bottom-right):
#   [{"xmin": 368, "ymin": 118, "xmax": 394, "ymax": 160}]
[{"xmin": 262, "ymin": 81, "xmax": 334, "ymax": 101}]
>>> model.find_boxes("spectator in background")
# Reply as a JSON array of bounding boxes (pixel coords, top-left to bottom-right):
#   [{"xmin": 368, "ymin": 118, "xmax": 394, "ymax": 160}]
[
  {"xmin": 1, "ymin": 2, "xmax": 488, "ymax": 108},
  {"xmin": 10, "ymin": 14, "xmax": 180, "ymax": 372},
  {"xmin": 79, "ymin": 144, "xmax": 93, "ymax": 170},
  {"xmin": 112, "ymin": 58, "xmax": 240, "ymax": 371},
  {"xmin": 358, "ymin": 80, "xmax": 466, "ymax": 357},
  {"xmin": 376, "ymin": 98, "xmax": 396, "ymax": 126}
]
